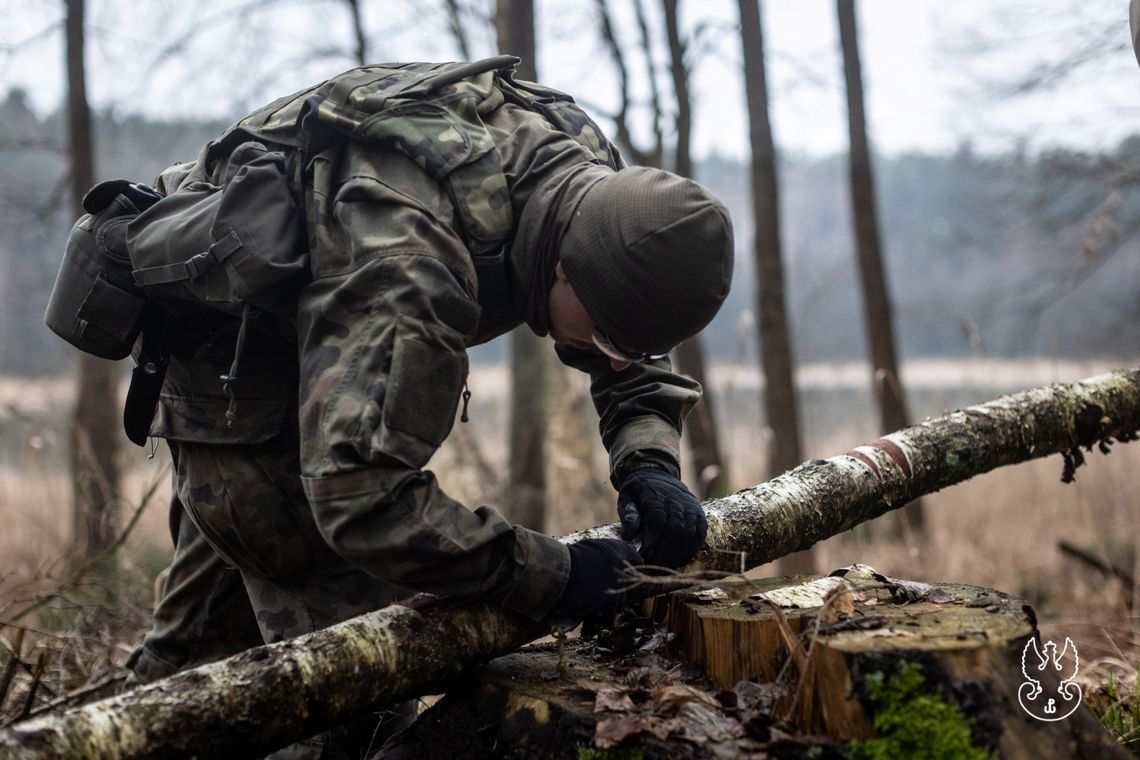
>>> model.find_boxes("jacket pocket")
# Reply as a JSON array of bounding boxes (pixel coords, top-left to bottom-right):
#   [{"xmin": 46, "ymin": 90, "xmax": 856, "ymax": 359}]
[
  {"xmin": 366, "ymin": 316, "xmax": 467, "ymax": 470},
  {"xmin": 150, "ymin": 394, "xmax": 288, "ymax": 444}
]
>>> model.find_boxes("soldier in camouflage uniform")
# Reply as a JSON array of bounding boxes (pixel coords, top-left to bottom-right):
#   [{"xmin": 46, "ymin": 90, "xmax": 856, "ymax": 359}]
[{"xmin": 114, "ymin": 58, "xmax": 732, "ymax": 753}]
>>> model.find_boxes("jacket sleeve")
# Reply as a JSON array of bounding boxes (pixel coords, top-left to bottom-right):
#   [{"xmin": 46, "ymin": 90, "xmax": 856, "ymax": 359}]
[
  {"xmin": 554, "ymin": 345, "xmax": 701, "ymax": 487},
  {"xmin": 297, "ymin": 152, "xmax": 569, "ymax": 622}
]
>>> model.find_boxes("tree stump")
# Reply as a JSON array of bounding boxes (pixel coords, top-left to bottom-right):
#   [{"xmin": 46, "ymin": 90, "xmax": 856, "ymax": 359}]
[
  {"xmin": 661, "ymin": 566, "xmax": 1127, "ymax": 759},
  {"xmin": 379, "ymin": 569, "xmax": 1129, "ymax": 759}
]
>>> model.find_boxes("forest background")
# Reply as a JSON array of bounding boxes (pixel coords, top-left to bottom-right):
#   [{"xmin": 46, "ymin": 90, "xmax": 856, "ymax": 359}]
[{"xmin": 0, "ymin": 0, "xmax": 1138, "ymax": 746}]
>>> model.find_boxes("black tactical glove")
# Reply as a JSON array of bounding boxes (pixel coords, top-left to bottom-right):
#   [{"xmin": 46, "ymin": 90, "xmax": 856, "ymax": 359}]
[
  {"xmin": 617, "ymin": 467, "xmax": 707, "ymax": 568},
  {"xmin": 550, "ymin": 538, "xmax": 642, "ymax": 636}
]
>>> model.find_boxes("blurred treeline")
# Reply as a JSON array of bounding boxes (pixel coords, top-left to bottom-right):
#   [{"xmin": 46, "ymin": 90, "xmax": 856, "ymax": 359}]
[{"xmin": 1, "ymin": 85, "xmax": 1138, "ymax": 377}]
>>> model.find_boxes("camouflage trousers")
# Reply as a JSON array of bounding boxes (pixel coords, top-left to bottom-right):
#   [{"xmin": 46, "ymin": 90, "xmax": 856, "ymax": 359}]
[{"xmin": 128, "ymin": 432, "xmax": 414, "ymax": 758}]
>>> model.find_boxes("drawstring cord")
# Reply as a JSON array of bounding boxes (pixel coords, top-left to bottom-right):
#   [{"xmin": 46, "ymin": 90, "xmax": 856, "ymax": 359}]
[
  {"xmin": 460, "ymin": 380, "xmax": 472, "ymax": 423},
  {"xmin": 220, "ymin": 303, "xmax": 252, "ymax": 428}
]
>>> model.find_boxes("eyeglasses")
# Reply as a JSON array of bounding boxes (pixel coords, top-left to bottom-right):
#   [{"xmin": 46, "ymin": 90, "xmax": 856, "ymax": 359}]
[{"xmin": 590, "ymin": 329, "xmax": 669, "ymax": 364}]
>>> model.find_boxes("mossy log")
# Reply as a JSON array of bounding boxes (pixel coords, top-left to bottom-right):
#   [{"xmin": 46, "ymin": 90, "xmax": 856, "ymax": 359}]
[
  {"xmin": 663, "ymin": 570, "xmax": 1127, "ymax": 759},
  {"xmin": 1, "ymin": 370, "xmax": 1137, "ymax": 758}
]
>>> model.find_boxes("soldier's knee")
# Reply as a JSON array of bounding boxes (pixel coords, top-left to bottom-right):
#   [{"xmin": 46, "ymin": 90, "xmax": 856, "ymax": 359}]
[{"xmin": 123, "ymin": 645, "xmax": 180, "ymax": 689}]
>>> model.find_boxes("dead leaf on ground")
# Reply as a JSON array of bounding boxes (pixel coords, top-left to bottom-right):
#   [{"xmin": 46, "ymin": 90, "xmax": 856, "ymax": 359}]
[
  {"xmin": 732, "ymin": 680, "xmax": 785, "ymax": 712},
  {"xmin": 575, "ymin": 678, "xmax": 610, "ymax": 693},
  {"xmin": 637, "ymin": 630, "xmax": 674, "ymax": 653},
  {"xmin": 594, "ymin": 714, "xmax": 676, "ymax": 748},
  {"xmin": 594, "ymin": 714, "xmax": 643, "ymax": 748},
  {"xmin": 675, "ymin": 702, "xmax": 742, "ymax": 743},
  {"xmin": 594, "ymin": 687, "xmax": 636, "ymax": 713},
  {"xmin": 652, "ymin": 683, "xmax": 721, "ymax": 709}
]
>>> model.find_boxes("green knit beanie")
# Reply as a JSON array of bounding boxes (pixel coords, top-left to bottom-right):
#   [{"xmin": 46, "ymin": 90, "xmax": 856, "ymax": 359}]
[{"xmin": 558, "ymin": 166, "xmax": 734, "ymax": 356}]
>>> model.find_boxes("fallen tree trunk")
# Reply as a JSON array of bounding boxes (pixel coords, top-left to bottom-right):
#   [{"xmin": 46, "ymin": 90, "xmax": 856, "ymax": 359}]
[{"xmin": 2, "ymin": 369, "xmax": 1138, "ymax": 758}]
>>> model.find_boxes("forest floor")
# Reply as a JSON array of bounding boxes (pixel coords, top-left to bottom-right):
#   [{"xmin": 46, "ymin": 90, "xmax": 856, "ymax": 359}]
[{"xmin": 0, "ymin": 360, "xmax": 1137, "ymax": 751}]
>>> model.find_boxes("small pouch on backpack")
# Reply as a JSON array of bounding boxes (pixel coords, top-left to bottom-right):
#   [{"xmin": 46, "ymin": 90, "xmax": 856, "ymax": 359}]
[
  {"xmin": 45, "ymin": 181, "xmax": 160, "ymax": 359},
  {"xmin": 126, "ymin": 141, "xmax": 308, "ymax": 316}
]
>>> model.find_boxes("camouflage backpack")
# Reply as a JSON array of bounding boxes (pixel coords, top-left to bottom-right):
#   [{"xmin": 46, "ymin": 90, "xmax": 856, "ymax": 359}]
[
  {"xmin": 222, "ymin": 54, "xmax": 622, "ymax": 256},
  {"xmin": 46, "ymin": 55, "xmax": 622, "ymax": 441},
  {"xmin": 49, "ymin": 55, "xmax": 620, "ymax": 350}
]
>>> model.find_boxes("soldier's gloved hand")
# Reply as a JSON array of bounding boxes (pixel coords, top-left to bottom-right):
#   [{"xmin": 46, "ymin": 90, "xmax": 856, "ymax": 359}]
[
  {"xmin": 550, "ymin": 538, "xmax": 642, "ymax": 636},
  {"xmin": 617, "ymin": 467, "xmax": 707, "ymax": 568}
]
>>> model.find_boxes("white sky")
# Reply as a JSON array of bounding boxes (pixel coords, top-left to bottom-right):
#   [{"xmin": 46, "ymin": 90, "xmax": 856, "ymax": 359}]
[{"xmin": 2, "ymin": 0, "xmax": 1137, "ymax": 159}]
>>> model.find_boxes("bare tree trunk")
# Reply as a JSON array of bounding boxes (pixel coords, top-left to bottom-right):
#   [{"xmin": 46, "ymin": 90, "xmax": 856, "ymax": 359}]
[
  {"xmin": 836, "ymin": 0, "xmax": 924, "ymax": 536},
  {"xmin": 445, "ymin": 0, "xmax": 473, "ymax": 60},
  {"xmin": 344, "ymin": 0, "xmax": 368, "ymax": 66},
  {"xmin": 661, "ymin": 0, "xmax": 690, "ymax": 179},
  {"xmin": 507, "ymin": 332, "xmax": 547, "ymax": 531},
  {"xmin": 662, "ymin": 0, "xmax": 728, "ymax": 499},
  {"xmin": 738, "ymin": 0, "xmax": 802, "ymax": 482},
  {"xmin": 66, "ymin": 0, "xmax": 120, "ymax": 564},
  {"xmin": 4, "ymin": 369, "xmax": 1137, "ymax": 758},
  {"xmin": 738, "ymin": 0, "xmax": 810, "ymax": 574},
  {"xmin": 495, "ymin": 0, "xmax": 535, "ymax": 77},
  {"xmin": 495, "ymin": 0, "xmax": 547, "ymax": 531}
]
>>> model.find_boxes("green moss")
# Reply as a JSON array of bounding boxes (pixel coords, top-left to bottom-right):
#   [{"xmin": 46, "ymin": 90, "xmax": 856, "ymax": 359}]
[
  {"xmin": 577, "ymin": 745, "xmax": 645, "ymax": 760},
  {"xmin": 850, "ymin": 663, "xmax": 994, "ymax": 760}
]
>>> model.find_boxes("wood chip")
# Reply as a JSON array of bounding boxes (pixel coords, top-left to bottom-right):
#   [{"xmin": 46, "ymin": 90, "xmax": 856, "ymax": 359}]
[
  {"xmin": 751, "ymin": 576, "xmax": 849, "ymax": 608},
  {"xmin": 694, "ymin": 588, "xmax": 729, "ymax": 602}
]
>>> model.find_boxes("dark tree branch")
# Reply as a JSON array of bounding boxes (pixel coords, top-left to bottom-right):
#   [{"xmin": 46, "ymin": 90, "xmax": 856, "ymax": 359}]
[
  {"xmin": 444, "ymin": 0, "xmax": 474, "ymax": 59},
  {"xmin": 632, "ymin": 0, "xmax": 664, "ymax": 165},
  {"xmin": 344, "ymin": 0, "xmax": 368, "ymax": 65}
]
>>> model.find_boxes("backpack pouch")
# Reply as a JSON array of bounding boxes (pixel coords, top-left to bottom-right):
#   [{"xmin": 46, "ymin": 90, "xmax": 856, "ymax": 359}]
[
  {"xmin": 127, "ymin": 142, "xmax": 308, "ymax": 316},
  {"xmin": 45, "ymin": 190, "xmax": 152, "ymax": 359}
]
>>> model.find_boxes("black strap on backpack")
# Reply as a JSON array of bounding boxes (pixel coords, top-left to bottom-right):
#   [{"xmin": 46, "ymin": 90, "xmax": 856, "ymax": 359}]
[{"xmin": 123, "ymin": 311, "xmax": 170, "ymax": 446}]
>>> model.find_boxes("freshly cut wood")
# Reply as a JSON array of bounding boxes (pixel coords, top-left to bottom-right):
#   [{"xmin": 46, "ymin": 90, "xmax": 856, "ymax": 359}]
[
  {"xmin": 1, "ymin": 370, "xmax": 1137, "ymax": 759},
  {"xmin": 664, "ymin": 568, "xmax": 1126, "ymax": 759}
]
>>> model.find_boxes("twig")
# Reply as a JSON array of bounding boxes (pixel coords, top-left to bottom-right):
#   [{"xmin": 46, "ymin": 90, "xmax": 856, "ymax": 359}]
[
  {"xmin": 1058, "ymin": 541, "xmax": 1136, "ymax": 606},
  {"xmin": 17, "ymin": 652, "xmax": 46, "ymax": 721},
  {"xmin": 594, "ymin": 0, "xmax": 659, "ymax": 167},
  {"xmin": 0, "ymin": 629, "xmax": 25, "ymax": 712},
  {"xmin": 3, "ymin": 463, "xmax": 169, "ymax": 625},
  {"xmin": 444, "ymin": 0, "xmax": 472, "ymax": 60},
  {"xmin": 25, "ymin": 672, "xmax": 126, "ymax": 719},
  {"xmin": 633, "ymin": 0, "xmax": 664, "ymax": 162},
  {"xmin": 617, "ymin": 564, "xmax": 744, "ymax": 596}
]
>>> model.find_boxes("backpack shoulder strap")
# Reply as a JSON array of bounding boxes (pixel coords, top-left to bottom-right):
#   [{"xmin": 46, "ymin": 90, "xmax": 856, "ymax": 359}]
[{"xmin": 493, "ymin": 71, "xmax": 625, "ymax": 170}]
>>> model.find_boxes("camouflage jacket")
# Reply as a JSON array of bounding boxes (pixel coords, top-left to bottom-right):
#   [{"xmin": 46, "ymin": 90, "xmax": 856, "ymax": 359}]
[{"xmin": 150, "ymin": 61, "xmax": 701, "ymax": 621}]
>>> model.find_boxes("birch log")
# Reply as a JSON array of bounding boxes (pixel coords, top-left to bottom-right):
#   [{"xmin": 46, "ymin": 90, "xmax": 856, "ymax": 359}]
[{"xmin": 1, "ymin": 369, "xmax": 1138, "ymax": 759}]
